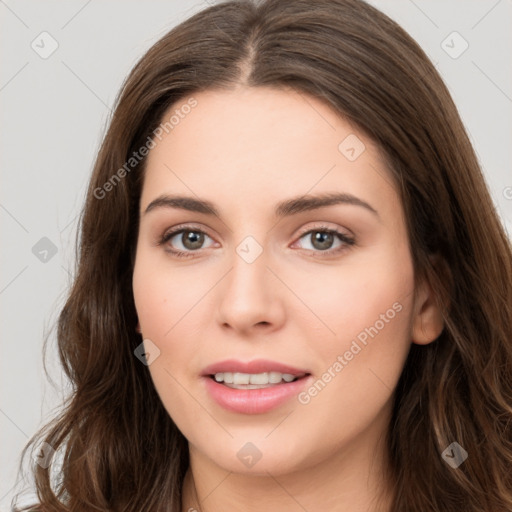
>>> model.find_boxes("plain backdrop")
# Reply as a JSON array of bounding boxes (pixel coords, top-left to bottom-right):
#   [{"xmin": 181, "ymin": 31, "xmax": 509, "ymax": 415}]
[{"xmin": 1, "ymin": 0, "xmax": 511, "ymax": 508}]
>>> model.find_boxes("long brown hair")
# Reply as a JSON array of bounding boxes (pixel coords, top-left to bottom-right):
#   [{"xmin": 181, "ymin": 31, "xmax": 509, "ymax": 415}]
[{"xmin": 13, "ymin": 0, "xmax": 512, "ymax": 510}]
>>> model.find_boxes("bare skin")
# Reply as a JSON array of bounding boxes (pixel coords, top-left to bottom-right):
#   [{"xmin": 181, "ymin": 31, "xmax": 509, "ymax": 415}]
[{"xmin": 132, "ymin": 86, "xmax": 444, "ymax": 512}]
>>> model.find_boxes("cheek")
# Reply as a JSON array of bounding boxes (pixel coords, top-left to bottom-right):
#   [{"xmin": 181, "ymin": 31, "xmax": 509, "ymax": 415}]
[
  {"xmin": 288, "ymin": 244, "xmax": 414, "ymax": 406},
  {"xmin": 282, "ymin": 245, "xmax": 414, "ymax": 348},
  {"xmin": 132, "ymin": 253, "xmax": 203, "ymax": 421},
  {"xmin": 132, "ymin": 249, "xmax": 216, "ymax": 380},
  {"xmin": 132, "ymin": 249, "xmax": 204, "ymax": 337}
]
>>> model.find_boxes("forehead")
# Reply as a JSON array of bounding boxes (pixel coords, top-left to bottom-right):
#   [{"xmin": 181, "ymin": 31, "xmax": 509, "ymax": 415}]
[
  {"xmin": 148, "ymin": 86, "xmax": 369, "ymax": 167},
  {"xmin": 141, "ymin": 86, "xmax": 399, "ymax": 222}
]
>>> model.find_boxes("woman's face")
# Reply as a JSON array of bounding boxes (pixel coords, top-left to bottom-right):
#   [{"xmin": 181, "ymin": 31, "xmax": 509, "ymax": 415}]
[{"xmin": 132, "ymin": 86, "xmax": 442, "ymax": 476}]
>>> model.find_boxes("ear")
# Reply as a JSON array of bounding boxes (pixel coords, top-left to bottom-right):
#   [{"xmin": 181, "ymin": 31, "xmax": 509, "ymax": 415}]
[
  {"xmin": 135, "ymin": 321, "xmax": 141, "ymax": 334},
  {"xmin": 411, "ymin": 262, "xmax": 445, "ymax": 345}
]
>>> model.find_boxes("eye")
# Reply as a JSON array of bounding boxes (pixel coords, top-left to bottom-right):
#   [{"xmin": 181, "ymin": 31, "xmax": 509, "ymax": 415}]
[
  {"xmin": 293, "ymin": 226, "xmax": 355, "ymax": 257},
  {"xmin": 157, "ymin": 224, "xmax": 355, "ymax": 259},
  {"xmin": 157, "ymin": 227, "xmax": 216, "ymax": 258}
]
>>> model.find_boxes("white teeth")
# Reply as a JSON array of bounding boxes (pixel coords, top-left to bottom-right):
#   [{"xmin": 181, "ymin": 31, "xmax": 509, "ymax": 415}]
[
  {"xmin": 213, "ymin": 371, "xmax": 302, "ymax": 386},
  {"xmin": 268, "ymin": 371, "xmax": 283, "ymax": 384},
  {"xmin": 248, "ymin": 372, "xmax": 268, "ymax": 385}
]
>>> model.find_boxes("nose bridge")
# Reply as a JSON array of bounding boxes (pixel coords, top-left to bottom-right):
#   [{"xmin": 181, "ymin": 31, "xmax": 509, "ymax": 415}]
[
  {"xmin": 227, "ymin": 233, "xmax": 269, "ymax": 296},
  {"xmin": 235, "ymin": 234, "xmax": 266, "ymax": 266},
  {"xmin": 215, "ymin": 231, "xmax": 285, "ymax": 331}
]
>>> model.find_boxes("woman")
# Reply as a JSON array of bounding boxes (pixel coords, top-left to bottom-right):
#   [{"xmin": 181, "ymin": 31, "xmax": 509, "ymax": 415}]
[{"xmin": 14, "ymin": 0, "xmax": 512, "ymax": 510}]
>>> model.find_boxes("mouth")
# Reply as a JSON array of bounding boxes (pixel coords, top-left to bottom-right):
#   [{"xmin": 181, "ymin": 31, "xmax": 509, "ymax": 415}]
[
  {"xmin": 200, "ymin": 359, "xmax": 312, "ymax": 389},
  {"xmin": 202, "ymin": 367, "xmax": 314, "ymax": 414},
  {"xmin": 207, "ymin": 371, "xmax": 311, "ymax": 390}
]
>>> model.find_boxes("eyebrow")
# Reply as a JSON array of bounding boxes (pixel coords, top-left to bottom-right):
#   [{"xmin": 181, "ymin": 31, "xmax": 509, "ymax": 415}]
[{"xmin": 143, "ymin": 192, "xmax": 379, "ymax": 219}]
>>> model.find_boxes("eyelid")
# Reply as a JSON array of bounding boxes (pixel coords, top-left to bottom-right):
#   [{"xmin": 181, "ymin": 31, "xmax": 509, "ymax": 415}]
[{"xmin": 293, "ymin": 221, "xmax": 352, "ymax": 239}]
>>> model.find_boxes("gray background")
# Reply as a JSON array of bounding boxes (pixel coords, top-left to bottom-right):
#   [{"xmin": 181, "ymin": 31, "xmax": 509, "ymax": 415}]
[{"xmin": 1, "ymin": 0, "xmax": 511, "ymax": 508}]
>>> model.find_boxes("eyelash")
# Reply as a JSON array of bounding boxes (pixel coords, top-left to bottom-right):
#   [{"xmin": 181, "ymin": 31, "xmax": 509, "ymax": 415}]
[{"xmin": 156, "ymin": 224, "xmax": 355, "ymax": 259}]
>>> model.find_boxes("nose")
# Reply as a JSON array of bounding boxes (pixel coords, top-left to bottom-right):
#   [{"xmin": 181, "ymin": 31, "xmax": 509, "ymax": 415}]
[{"xmin": 216, "ymin": 239, "xmax": 286, "ymax": 336}]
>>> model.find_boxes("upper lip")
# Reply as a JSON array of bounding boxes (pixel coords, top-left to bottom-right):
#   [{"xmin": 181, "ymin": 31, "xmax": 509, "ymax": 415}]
[{"xmin": 201, "ymin": 359, "xmax": 310, "ymax": 377}]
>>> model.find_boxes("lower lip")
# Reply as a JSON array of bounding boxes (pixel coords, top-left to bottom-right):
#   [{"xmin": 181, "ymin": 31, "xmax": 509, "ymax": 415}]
[{"xmin": 203, "ymin": 375, "xmax": 312, "ymax": 414}]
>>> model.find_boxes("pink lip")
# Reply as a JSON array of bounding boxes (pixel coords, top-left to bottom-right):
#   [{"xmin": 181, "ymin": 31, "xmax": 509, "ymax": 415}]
[
  {"xmin": 200, "ymin": 358, "xmax": 310, "ymax": 377},
  {"xmin": 203, "ymin": 374, "xmax": 313, "ymax": 414}
]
